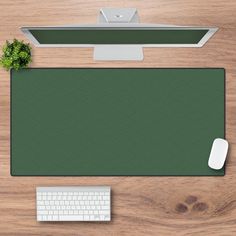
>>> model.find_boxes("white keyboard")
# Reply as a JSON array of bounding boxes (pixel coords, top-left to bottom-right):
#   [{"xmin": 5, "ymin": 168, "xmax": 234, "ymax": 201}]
[{"xmin": 36, "ymin": 186, "xmax": 111, "ymax": 221}]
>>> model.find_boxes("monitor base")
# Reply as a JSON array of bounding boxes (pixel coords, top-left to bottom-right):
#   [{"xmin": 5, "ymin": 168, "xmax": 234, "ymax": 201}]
[
  {"xmin": 94, "ymin": 45, "xmax": 143, "ymax": 61},
  {"xmin": 94, "ymin": 8, "xmax": 143, "ymax": 61}
]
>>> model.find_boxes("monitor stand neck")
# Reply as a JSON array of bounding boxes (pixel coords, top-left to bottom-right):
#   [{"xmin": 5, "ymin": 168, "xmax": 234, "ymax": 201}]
[
  {"xmin": 93, "ymin": 8, "xmax": 143, "ymax": 61},
  {"xmin": 98, "ymin": 8, "xmax": 139, "ymax": 23}
]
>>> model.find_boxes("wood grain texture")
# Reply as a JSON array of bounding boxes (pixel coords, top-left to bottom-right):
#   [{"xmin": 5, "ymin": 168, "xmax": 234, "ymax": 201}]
[{"xmin": 0, "ymin": 0, "xmax": 236, "ymax": 235}]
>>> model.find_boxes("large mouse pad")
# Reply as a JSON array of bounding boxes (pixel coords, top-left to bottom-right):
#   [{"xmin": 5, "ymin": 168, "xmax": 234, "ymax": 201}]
[{"xmin": 11, "ymin": 68, "xmax": 225, "ymax": 176}]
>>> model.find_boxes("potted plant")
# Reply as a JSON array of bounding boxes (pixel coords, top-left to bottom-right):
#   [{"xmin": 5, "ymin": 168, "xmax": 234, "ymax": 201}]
[{"xmin": 0, "ymin": 39, "xmax": 32, "ymax": 71}]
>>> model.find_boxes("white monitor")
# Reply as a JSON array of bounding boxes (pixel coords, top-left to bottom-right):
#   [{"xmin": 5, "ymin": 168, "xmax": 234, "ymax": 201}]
[{"xmin": 21, "ymin": 8, "xmax": 218, "ymax": 61}]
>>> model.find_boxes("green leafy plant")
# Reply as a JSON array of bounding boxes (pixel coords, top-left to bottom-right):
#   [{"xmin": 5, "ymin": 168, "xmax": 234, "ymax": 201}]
[{"xmin": 0, "ymin": 39, "xmax": 32, "ymax": 71}]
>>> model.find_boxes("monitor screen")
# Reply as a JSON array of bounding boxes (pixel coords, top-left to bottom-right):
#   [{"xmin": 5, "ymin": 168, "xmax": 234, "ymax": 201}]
[
  {"xmin": 27, "ymin": 28, "xmax": 208, "ymax": 44},
  {"xmin": 21, "ymin": 25, "xmax": 217, "ymax": 47}
]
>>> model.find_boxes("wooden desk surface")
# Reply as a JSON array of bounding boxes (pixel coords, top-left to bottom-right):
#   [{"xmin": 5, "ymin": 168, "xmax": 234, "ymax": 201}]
[{"xmin": 0, "ymin": 0, "xmax": 236, "ymax": 235}]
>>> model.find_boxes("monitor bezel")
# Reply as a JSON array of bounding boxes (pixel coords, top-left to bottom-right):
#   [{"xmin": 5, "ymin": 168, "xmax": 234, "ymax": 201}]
[{"xmin": 21, "ymin": 23, "xmax": 218, "ymax": 48}]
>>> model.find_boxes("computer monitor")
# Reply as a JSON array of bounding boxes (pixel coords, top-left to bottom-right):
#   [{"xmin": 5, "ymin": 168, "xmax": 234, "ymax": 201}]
[{"xmin": 21, "ymin": 8, "xmax": 218, "ymax": 60}]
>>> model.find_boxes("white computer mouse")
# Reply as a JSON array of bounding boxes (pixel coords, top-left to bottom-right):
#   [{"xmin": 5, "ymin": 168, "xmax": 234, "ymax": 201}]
[{"xmin": 208, "ymin": 138, "xmax": 229, "ymax": 170}]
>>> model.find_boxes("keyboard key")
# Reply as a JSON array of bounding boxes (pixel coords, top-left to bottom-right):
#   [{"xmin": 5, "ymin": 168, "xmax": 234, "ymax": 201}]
[
  {"xmin": 59, "ymin": 215, "xmax": 83, "ymax": 221},
  {"xmin": 38, "ymin": 210, "xmax": 48, "ymax": 215},
  {"xmin": 37, "ymin": 215, "xmax": 42, "ymax": 221},
  {"xmin": 52, "ymin": 215, "xmax": 58, "ymax": 221},
  {"xmin": 99, "ymin": 210, "xmax": 110, "ymax": 215}
]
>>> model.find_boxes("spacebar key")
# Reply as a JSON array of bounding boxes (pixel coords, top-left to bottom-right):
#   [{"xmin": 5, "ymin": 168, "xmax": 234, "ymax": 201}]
[{"xmin": 59, "ymin": 215, "xmax": 84, "ymax": 221}]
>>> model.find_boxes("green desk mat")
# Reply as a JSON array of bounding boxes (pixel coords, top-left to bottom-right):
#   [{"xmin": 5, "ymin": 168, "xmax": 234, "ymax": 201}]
[{"xmin": 11, "ymin": 68, "xmax": 225, "ymax": 176}]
